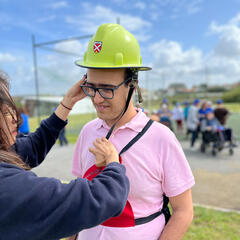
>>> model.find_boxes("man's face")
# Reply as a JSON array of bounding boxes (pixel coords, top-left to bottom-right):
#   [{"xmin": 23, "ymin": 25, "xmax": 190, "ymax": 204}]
[
  {"xmin": 87, "ymin": 68, "xmax": 129, "ymax": 124},
  {"xmin": 206, "ymin": 112, "xmax": 214, "ymax": 120}
]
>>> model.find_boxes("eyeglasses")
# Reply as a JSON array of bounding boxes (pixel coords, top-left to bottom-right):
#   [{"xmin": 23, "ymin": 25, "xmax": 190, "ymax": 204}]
[{"xmin": 81, "ymin": 78, "xmax": 130, "ymax": 99}]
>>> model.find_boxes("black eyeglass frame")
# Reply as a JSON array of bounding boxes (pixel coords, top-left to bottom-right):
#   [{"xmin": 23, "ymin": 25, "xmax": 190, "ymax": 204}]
[{"xmin": 80, "ymin": 77, "xmax": 131, "ymax": 99}]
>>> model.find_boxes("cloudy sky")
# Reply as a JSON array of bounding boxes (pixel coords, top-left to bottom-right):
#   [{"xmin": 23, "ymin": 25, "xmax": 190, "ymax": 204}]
[{"xmin": 1, "ymin": 0, "xmax": 240, "ymax": 95}]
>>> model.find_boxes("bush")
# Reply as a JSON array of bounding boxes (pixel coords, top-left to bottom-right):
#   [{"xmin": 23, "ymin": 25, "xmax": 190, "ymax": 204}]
[{"xmin": 222, "ymin": 86, "xmax": 240, "ymax": 103}]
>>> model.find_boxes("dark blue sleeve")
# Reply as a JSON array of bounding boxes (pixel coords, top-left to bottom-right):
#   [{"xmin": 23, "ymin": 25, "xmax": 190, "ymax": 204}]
[
  {"xmin": 0, "ymin": 162, "xmax": 129, "ymax": 240},
  {"xmin": 13, "ymin": 113, "xmax": 67, "ymax": 168}
]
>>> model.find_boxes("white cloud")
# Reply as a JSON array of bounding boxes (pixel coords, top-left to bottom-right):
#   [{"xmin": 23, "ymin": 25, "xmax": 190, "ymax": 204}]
[
  {"xmin": 149, "ymin": 40, "xmax": 202, "ymax": 68},
  {"xmin": 0, "ymin": 52, "xmax": 17, "ymax": 63},
  {"xmin": 48, "ymin": 1, "xmax": 68, "ymax": 9},
  {"xmin": 146, "ymin": 39, "xmax": 204, "ymax": 88},
  {"xmin": 144, "ymin": 12, "xmax": 240, "ymax": 89},
  {"xmin": 65, "ymin": 4, "xmax": 152, "ymax": 42},
  {"xmin": 186, "ymin": 0, "xmax": 203, "ymax": 15},
  {"xmin": 209, "ymin": 14, "xmax": 240, "ymax": 58}
]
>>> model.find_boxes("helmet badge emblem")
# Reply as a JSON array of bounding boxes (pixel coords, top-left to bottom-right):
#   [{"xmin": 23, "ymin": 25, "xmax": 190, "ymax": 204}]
[{"xmin": 93, "ymin": 41, "xmax": 102, "ymax": 54}]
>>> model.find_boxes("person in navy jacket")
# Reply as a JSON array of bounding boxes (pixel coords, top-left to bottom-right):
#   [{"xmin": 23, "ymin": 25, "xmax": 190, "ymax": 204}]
[{"xmin": 0, "ymin": 73, "xmax": 129, "ymax": 240}]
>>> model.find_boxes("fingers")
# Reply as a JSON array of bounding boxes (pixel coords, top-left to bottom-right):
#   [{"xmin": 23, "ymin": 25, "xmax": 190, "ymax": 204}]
[
  {"xmin": 92, "ymin": 138, "xmax": 105, "ymax": 152},
  {"xmin": 89, "ymin": 146, "xmax": 106, "ymax": 167},
  {"xmin": 78, "ymin": 74, "xmax": 87, "ymax": 85},
  {"xmin": 90, "ymin": 137, "xmax": 119, "ymax": 166}
]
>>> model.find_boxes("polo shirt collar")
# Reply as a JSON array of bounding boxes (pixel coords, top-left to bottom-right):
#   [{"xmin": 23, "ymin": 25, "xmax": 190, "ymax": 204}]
[{"xmin": 96, "ymin": 109, "xmax": 149, "ymax": 133}]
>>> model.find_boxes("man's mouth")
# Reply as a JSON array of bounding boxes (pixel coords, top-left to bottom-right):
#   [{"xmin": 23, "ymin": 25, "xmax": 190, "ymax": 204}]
[{"xmin": 95, "ymin": 105, "xmax": 110, "ymax": 112}]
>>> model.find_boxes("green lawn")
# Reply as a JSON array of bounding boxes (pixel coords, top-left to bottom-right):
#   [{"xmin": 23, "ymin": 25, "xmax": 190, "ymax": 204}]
[
  {"xmin": 184, "ymin": 206, "xmax": 240, "ymax": 240},
  {"xmin": 29, "ymin": 105, "xmax": 240, "ymax": 144},
  {"xmin": 29, "ymin": 112, "xmax": 97, "ymax": 144}
]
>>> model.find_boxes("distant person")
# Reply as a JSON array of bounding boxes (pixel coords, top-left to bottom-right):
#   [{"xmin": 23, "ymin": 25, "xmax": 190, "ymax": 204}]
[
  {"xmin": 59, "ymin": 126, "xmax": 68, "ymax": 146},
  {"xmin": 214, "ymin": 99, "xmax": 229, "ymax": 126},
  {"xmin": 162, "ymin": 98, "xmax": 168, "ymax": 105},
  {"xmin": 149, "ymin": 110, "xmax": 159, "ymax": 122},
  {"xmin": 18, "ymin": 106, "xmax": 30, "ymax": 135},
  {"xmin": 200, "ymin": 108, "xmax": 224, "ymax": 147},
  {"xmin": 214, "ymin": 99, "xmax": 236, "ymax": 147},
  {"xmin": 183, "ymin": 101, "xmax": 190, "ymax": 138},
  {"xmin": 183, "ymin": 101, "xmax": 190, "ymax": 122},
  {"xmin": 172, "ymin": 102, "xmax": 184, "ymax": 133},
  {"xmin": 201, "ymin": 108, "xmax": 223, "ymax": 133},
  {"xmin": 198, "ymin": 100, "xmax": 208, "ymax": 122},
  {"xmin": 187, "ymin": 99, "xmax": 200, "ymax": 149},
  {"xmin": 158, "ymin": 103, "xmax": 173, "ymax": 130}
]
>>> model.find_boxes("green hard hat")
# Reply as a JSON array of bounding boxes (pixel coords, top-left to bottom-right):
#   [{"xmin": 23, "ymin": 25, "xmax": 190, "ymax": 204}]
[{"xmin": 75, "ymin": 23, "xmax": 151, "ymax": 71}]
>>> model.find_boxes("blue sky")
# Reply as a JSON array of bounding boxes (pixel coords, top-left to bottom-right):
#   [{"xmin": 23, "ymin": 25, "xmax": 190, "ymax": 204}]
[{"xmin": 1, "ymin": 0, "xmax": 240, "ymax": 95}]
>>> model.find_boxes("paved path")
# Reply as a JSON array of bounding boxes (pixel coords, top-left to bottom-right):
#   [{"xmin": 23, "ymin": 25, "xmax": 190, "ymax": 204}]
[{"xmin": 32, "ymin": 141, "xmax": 240, "ymax": 211}]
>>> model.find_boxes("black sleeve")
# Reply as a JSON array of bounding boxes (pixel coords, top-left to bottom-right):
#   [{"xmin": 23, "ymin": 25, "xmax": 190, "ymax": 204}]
[
  {"xmin": 13, "ymin": 113, "xmax": 67, "ymax": 168},
  {"xmin": 0, "ymin": 162, "xmax": 129, "ymax": 240}
]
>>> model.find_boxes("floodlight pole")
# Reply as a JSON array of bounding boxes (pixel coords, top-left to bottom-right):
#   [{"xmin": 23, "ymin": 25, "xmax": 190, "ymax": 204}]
[{"xmin": 32, "ymin": 35, "xmax": 41, "ymax": 124}]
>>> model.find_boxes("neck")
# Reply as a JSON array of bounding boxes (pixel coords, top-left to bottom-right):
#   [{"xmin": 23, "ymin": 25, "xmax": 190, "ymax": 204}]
[{"xmin": 105, "ymin": 104, "xmax": 137, "ymax": 129}]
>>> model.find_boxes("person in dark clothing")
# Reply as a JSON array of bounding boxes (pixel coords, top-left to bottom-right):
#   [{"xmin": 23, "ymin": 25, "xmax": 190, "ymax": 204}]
[
  {"xmin": 214, "ymin": 99, "xmax": 237, "ymax": 147},
  {"xmin": 59, "ymin": 127, "xmax": 68, "ymax": 146},
  {"xmin": 214, "ymin": 99, "xmax": 229, "ymax": 126},
  {"xmin": 18, "ymin": 106, "xmax": 30, "ymax": 135},
  {"xmin": 0, "ymin": 74, "xmax": 130, "ymax": 240}
]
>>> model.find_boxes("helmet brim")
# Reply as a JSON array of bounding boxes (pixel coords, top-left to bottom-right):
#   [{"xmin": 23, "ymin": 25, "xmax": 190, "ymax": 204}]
[{"xmin": 75, "ymin": 60, "xmax": 152, "ymax": 71}]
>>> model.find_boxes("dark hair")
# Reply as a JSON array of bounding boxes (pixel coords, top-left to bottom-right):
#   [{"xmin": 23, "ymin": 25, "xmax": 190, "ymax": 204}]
[
  {"xmin": 124, "ymin": 69, "xmax": 143, "ymax": 103},
  {"xmin": 0, "ymin": 77, "xmax": 30, "ymax": 170},
  {"xmin": 124, "ymin": 68, "xmax": 138, "ymax": 86}
]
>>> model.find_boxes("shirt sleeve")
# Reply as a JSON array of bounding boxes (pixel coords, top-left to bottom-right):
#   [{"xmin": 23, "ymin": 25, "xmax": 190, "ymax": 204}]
[
  {"xmin": 0, "ymin": 162, "xmax": 129, "ymax": 240},
  {"xmin": 13, "ymin": 113, "xmax": 67, "ymax": 168},
  {"xmin": 72, "ymin": 129, "xmax": 85, "ymax": 177},
  {"xmin": 161, "ymin": 132, "xmax": 195, "ymax": 197}
]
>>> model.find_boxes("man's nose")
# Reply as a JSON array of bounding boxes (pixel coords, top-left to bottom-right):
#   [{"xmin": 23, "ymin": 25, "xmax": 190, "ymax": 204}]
[{"xmin": 93, "ymin": 90, "xmax": 105, "ymax": 103}]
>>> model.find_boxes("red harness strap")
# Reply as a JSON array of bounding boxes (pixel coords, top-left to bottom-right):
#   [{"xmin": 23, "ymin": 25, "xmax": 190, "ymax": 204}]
[{"xmin": 83, "ymin": 156, "xmax": 135, "ymax": 227}]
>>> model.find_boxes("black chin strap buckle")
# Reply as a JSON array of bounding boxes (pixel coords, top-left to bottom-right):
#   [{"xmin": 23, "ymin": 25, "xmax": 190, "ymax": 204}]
[{"xmin": 130, "ymin": 71, "xmax": 143, "ymax": 103}]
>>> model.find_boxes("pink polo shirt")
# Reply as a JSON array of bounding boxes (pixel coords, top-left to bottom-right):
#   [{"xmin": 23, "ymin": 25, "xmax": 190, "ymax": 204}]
[{"xmin": 72, "ymin": 110, "xmax": 195, "ymax": 240}]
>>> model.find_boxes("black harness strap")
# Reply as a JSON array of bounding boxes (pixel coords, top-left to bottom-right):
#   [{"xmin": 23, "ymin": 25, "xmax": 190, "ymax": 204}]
[
  {"xmin": 119, "ymin": 119, "xmax": 154, "ymax": 155},
  {"xmin": 117, "ymin": 119, "xmax": 171, "ymax": 226},
  {"xmin": 135, "ymin": 194, "xmax": 170, "ymax": 225},
  {"xmin": 106, "ymin": 85, "xmax": 135, "ymax": 140}
]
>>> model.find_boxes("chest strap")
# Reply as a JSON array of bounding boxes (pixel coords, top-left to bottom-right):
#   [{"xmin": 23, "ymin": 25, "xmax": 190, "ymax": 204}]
[{"xmin": 135, "ymin": 194, "xmax": 171, "ymax": 225}]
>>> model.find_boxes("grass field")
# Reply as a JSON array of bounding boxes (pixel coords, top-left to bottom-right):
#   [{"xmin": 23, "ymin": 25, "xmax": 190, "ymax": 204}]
[
  {"xmin": 183, "ymin": 206, "xmax": 240, "ymax": 240},
  {"xmin": 29, "ymin": 106, "xmax": 240, "ymax": 144}
]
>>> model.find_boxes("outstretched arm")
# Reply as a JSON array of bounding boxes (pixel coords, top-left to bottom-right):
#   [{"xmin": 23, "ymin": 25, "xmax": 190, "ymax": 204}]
[{"xmin": 13, "ymin": 76, "xmax": 87, "ymax": 167}]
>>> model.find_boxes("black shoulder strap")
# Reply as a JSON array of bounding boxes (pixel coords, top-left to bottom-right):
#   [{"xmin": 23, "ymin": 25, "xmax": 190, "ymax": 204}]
[{"xmin": 119, "ymin": 119, "xmax": 154, "ymax": 156}]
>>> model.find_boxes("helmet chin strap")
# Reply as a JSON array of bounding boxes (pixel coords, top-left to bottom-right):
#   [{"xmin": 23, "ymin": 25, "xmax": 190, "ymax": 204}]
[{"xmin": 106, "ymin": 71, "xmax": 141, "ymax": 140}]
